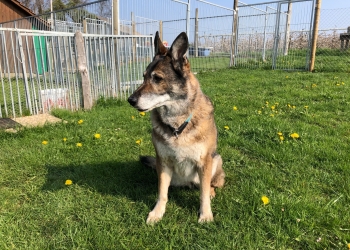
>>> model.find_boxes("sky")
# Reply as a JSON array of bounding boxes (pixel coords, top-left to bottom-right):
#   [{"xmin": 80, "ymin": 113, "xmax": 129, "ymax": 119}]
[{"xmin": 213, "ymin": 0, "xmax": 350, "ymax": 10}]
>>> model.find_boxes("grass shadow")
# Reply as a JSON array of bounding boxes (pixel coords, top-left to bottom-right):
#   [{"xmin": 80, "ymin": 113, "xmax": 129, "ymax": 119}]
[{"xmin": 41, "ymin": 160, "xmax": 200, "ymax": 212}]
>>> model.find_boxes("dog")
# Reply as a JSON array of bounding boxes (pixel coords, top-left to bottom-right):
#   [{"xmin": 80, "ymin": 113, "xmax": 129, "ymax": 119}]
[{"xmin": 128, "ymin": 31, "xmax": 225, "ymax": 224}]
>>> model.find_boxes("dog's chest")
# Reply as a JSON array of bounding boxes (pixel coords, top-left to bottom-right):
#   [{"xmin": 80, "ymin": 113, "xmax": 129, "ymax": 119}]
[{"xmin": 156, "ymin": 140, "xmax": 204, "ymax": 177}]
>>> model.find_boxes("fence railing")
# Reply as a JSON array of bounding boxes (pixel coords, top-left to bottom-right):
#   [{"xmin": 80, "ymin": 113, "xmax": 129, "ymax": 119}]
[{"xmin": 0, "ymin": 28, "xmax": 153, "ymax": 118}]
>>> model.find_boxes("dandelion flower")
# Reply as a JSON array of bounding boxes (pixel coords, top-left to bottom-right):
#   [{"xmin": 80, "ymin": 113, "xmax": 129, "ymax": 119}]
[
  {"xmin": 224, "ymin": 126, "xmax": 230, "ymax": 130},
  {"xmin": 65, "ymin": 179, "xmax": 73, "ymax": 186},
  {"xmin": 131, "ymin": 116, "xmax": 135, "ymax": 120},
  {"xmin": 290, "ymin": 133, "xmax": 300, "ymax": 139},
  {"xmin": 271, "ymin": 105, "xmax": 275, "ymax": 110},
  {"xmin": 277, "ymin": 132, "xmax": 283, "ymax": 136},
  {"xmin": 304, "ymin": 106, "xmax": 309, "ymax": 109},
  {"xmin": 63, "ymin": 137, "xmax": 67, "ymax": 142},
  {"xmin": 233, "ymin": 106, "xmax": 238, "ymax": 111},
  {"xmin": 78, "ymin": 119, "xmax": 83, "ymax": 124},
  {"xmin": 285, "ymin": 75, "xmax": 289, "ymax": 78},
  {"xmin": 136, "ymin": 139, "xmax": 142, "ymax": 145},
  {"xmin": 270, "ymin": 114, "xmax": 274, "ymax": 117},
  {"xmin": 42, "ymin": 140, "xmax": 48, "ymax": 145},
  {"xmin": 139, "ymin": 112, "xmax": 146, "ymax": 116},
  {"xmin": 261, "ymin": 196, "xmax": 270, "ymax": 205},
  {"xmin": 347, "ymin": 243, "xmax": 350, "ymax": 249},
  {"xmin": 76, "ymin": 142, "xmax": 83, "ymax": 147},
  {"xmin": 279, "ymin": 136, "xmax": 284, "ymax": 141},
  {"xmin": 312, "ymin": 84, "xmax": 317, "ymax": 88},
  {"xmin": 94, "ymin": 133, "xmax": 101, "ymax": 139},
  {"xmin": 342, "ymin": 82, "xmax": 345, "ymax": 85},
  {"xmin": 258, "ymin": 110, "xmax": 262, "ymax": 114}
]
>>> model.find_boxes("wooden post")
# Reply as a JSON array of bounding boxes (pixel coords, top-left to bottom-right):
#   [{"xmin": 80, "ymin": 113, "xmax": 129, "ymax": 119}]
[
  {"xmin": 75, "ymin": 31, "xmax": 92, "ymax": 110},
  {"xmin": 309, "ymin": 0, "xmax": 321, "ymax": 72},
  {"xmin": 230, "ymin": 0, "xmax": 239, "ymax": 67},
  {"xmin": 283, "ymin": 1, "xmax": 292, "ymax": 55},
  {"xmin": 83, "ymin": 19, "xmax": 87, "ymax": 33},
  {"xmin": 194, "ymin": 8, "xmax": 199, "ymax": 57},
  {"xmin": 131, "ymin": 12, "xmax": 136, "ymax": 62},
  {"xmin": 159, "ymin": 21, "xmax": 163, "ymax": 41},
  {"xmin": 113, "ymin": 0, "xmax": 119, "ymax": 35}
]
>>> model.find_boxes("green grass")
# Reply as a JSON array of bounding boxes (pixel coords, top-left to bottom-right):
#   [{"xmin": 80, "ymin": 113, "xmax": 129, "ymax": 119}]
[{"xmin": 1, "ymin": 69, "xmax": 350, "ymax": 249}]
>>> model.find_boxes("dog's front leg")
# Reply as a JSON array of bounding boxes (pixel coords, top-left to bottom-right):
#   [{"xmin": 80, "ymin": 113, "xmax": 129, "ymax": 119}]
[
  {"xmin": 146, "ymin": 165, "xmax": 172, "ymax": 224},
  {"xmin": 198, "ymin": 154, "xmax": 214, "ymax": 223}
]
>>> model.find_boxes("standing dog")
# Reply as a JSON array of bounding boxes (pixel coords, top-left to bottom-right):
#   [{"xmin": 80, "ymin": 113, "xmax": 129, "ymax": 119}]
[{"xmin": 128, "ymin": 31, "xmax": 225, "ymax": 223}]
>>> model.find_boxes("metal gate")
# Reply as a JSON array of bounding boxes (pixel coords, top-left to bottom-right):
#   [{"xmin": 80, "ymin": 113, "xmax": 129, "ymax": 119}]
[
  {"xmin": 0, "ymin": 28, "xmax": 153, "ymax": 118},
  {"xmin": 233, "ymin": 0, "xmax": 315, "ymax": 70}
]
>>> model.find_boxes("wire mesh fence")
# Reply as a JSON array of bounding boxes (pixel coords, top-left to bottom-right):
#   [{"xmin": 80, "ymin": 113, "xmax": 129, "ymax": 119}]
[{"xmin": 314, "ymin": 8, "xmax": 350, "ymax": 72}]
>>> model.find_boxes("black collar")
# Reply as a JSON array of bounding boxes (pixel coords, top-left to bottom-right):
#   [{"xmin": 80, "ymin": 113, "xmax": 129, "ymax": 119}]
[{"xmin": 167, "ymin": 114, "xmax": 193, "ymax": 138}]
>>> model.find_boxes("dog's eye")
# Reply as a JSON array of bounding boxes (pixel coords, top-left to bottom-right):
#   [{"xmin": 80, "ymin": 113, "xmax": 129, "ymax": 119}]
[{"xmin": 153, "ymin": 74, "xmax": 163, "ymax": 82}]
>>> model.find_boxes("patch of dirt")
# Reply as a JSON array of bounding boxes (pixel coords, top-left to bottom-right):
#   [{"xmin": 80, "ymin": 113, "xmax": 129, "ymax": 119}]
[{"xmin": 13, "ymin": 114, "xmax": 63, "ymax": 127}]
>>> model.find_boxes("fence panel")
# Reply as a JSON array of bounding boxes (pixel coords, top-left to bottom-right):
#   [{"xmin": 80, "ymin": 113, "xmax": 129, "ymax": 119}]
[{"xmin": 0, "ymin": 28, "xmax": 152, "ymax": 118}]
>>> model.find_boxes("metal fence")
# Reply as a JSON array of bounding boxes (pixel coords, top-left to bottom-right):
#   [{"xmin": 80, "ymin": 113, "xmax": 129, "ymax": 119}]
[
  {"xmin": 313, "ymin": 8, "xmax": 350, "ymax": 72},
  {"xmin": 0, "ymin": 27, "xmax": 153, "ymax": 118}
]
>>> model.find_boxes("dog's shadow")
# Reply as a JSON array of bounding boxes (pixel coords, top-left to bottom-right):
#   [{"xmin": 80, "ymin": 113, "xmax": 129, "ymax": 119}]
[{"xmin": 42, "ymin": 160, "xmax": 199, "ymax": 212}]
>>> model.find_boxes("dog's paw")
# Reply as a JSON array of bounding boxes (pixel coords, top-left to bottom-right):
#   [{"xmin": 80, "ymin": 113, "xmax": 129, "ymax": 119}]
[
  {"xmin": 146, "ymin": 211, "xmax": 164, "ymax": 225},
  {"xmin": 198, "ymin": 212, "xmax": 214, "ymax": 223}
]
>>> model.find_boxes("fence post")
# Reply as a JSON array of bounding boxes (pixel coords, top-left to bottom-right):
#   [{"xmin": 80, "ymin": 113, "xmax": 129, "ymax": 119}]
[
  {"xmin": 83, "ymin": 18, "xmax": 87, "ymax": 33},
  {"xmin": 230, "ymin": 0, "xmax": 239, "ymax": 67},
  {"xmin": 194, "ymin": 8, "xmax": 199, "ymax": 57},
  {"xmin": 113, "ymin": 0, "xmax": 119, "ymax": 35},
  {"xmin": 131, "ymin": 12, "xmax": 136, "ymax": 62},
  {"xmin": 283, "ymin": 1, "xmax": 292, "ymax": 56},
  {"xmin": 159, "ymin": 21, "xmax": 163, "ymax": 40},
  {"xmin": 309, "ymin": 0, "xmax": 322, "ymax": 72},
  {"xmin": 75, "ymin": 31, "xmax": 92, "ymax": 110}
]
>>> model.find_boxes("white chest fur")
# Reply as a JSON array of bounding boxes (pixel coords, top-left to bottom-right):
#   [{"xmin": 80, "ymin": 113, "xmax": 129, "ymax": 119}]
[{"xmin": 155, "ymin": 141, "xmax": 205, "ymax": 186}]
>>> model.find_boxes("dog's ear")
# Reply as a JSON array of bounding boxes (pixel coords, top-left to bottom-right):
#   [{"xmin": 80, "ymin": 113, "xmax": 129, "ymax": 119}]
[
  {"xmin": 169, "ymin": 32, "xmax": 189, "ymax": 73},
  {"xmin": 154, "ymin": 31, "xmax": 167, "ymax": 56}
]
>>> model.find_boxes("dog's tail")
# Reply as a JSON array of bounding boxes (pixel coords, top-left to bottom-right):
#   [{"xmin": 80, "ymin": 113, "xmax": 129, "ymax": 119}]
[{"xmin": 140, "ymin": 156, "xmax": 156, "ymax": 170}]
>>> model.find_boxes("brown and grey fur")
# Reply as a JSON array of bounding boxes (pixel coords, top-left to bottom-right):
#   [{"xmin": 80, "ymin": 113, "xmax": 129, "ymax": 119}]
[{"xmin": 128, "ymin": 31, "xmax": 225, "ymax": 224}]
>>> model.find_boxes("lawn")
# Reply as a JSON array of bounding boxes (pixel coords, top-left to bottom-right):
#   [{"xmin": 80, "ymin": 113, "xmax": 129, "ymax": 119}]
[{"xmin": 0, "ymin": 68, "xmax": 350, "ymax": 249}]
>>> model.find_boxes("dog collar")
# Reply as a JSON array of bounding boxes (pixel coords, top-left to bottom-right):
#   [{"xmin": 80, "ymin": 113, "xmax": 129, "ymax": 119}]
[{"xmin": 167, "ymin": 114, "xmax": 192, "ymax": 139}]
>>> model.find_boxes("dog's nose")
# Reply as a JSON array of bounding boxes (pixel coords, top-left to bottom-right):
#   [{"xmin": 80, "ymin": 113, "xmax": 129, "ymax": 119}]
[{"xmin": 128, "ymin": 95, "xmax": 137, "ymax": 107}]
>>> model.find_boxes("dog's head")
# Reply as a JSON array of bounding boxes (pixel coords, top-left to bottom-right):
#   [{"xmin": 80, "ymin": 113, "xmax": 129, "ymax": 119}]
[{"xmin": 128, "ymin": 31, "xmax": 190, "ymax": 112}]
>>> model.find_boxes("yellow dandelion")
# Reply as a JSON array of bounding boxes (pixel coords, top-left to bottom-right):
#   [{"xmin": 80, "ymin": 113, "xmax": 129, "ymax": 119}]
[
  {"xmin": 285, "ymin": 75, "xmax": 289, "ymax": 78},
  {"xmin": 342, "ymin": 82, "xmax": 345, "ymax": 85},
  {"xmin": 42, "ymin": 140, "xmax": 48, "ymax": 145},
  {"xmin": 65, "ymin": 179, "xmax": 73, "ymax": 186},
  {"xmin": 312, "ymin": 84, "xmax": 317, "ymax": 88},
  {"xmin": 290, "ymin": 133, "xmax": 300, "ymax": 139},
  {"xmin": 233, "ymin": 106, "xmax": 238, "ymax": 111},
  {"xmin": 347, "ymin": 243, "xmax": 350, "ymax": 249},
  {"xmin": 277, "ymin": 132, "xmax": 283, "ymax": 136},
  {"xmin": 257, "ymin": 110, "xmax": 262, "ymax": 114},
  {"xmin": 270, "ymin": 114, "xmax": 274, "ymax": 117},
  {"xmin": 279, "ymin": 136, "xmax": 284, "ymax": 141},
  {"xmin": 224, "ymin": 126, "xmax": 230, "ymax": 130},
  {"xmin": 94, "ymin": 133, "xmax": 101, "ymax": 139},
  {"xmin": 271, "ymin": 105, "xmax": 275, "ymax": 110},
  {"xmin": 131, "ymin": 115, "xmax": 135, "ymax": 120},
  {"xmin": 63, "ymin": 137, "xmax": 67, "ymax": 142},
  {"xmin": 336, "ymin": 83, "xmax": 340, "ymax": 86},
  {"xmin": 136, "ymin": 139, "xmax": 142, "ymax": 145},
  {"xmin": 78, "ymin": 119, "xmax": 83, "ymax": 124},
  {"xmin": 288, "ymin": 104, "xmax": 291, "ymax": 108},
  {"xmin": 261, "ymin": 196, "xmax": 270, "ymax": 205},
  {"xmin": 139, "ymin": 112, "xmax": 146, "ymax": 116},
  {"xmin": 304, "ymin": 106, "xmax": 309, "ymax": 109},
  {"xmin": 76, "ymin": 142, "xmax": 83, "ymax": 147}
]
